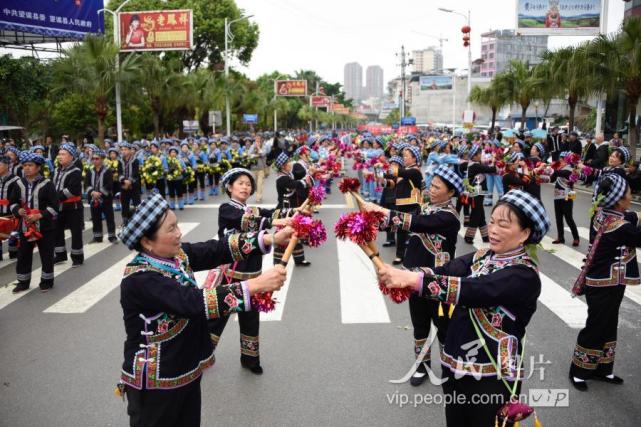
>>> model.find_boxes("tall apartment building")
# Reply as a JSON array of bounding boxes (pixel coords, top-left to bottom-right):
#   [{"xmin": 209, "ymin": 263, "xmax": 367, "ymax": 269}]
[
  {"xmin": 412, "ymin": 47, "xmax": 443, "ymax": 74},
  {"xmin": 343, "ymin": 62, "xmax": 363, "ymax": 102},
  {"xmin": 479, "ymin": 29, "xmax": 548, "ymax": 78},
  {"xmin": 365, "ymin": 65, "xmax": 384, "ymax": 99}
]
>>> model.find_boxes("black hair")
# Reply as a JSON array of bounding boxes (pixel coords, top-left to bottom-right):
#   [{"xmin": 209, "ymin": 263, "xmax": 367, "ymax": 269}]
[
  {"xmin": 132, "ymin": 209, "xmax": 169, "ymax": 253},
  {"xmin": 224, "ymin": 172, "xmax": 255, "ymax": 197},
  {"xmin": 131, "ymin": 14, "xmax": 141, "ymax": 23},
  {"xmin": 491, "ymin": 201, "xmax": 535, "ymax": 244}
]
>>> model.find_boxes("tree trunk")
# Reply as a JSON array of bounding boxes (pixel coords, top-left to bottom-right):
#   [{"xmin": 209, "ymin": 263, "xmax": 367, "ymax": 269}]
[
  {"xmin": 95, "ymin": 98, "xmax": 108, "ymax": 144},
  {"xmin": 490, "ymin": 107, "xmax": 497, "ymax": 133},
  {"xmin": 568, "ymin": 94, "xmax": 577, "ymax": 133},
  {"xmin": 628, "ymin": 97, "xmax": 639, "ymax": 161},
  {"xmin": 521, "ymin": 104, "xmax": 528, "ymax": 129}
]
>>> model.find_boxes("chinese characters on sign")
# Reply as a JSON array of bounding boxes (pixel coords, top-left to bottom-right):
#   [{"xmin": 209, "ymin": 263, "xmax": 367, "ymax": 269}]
[
  {"xmin": 275, "ymin": 80, "xmax": 308, "ymax": 97},
  {"xmin": 119, "ymin": 10, "xmax": 193, "ymax": 52},
  {"xmin": 516, "ymin": 0, "xmax": 602, "ymax": 36}
]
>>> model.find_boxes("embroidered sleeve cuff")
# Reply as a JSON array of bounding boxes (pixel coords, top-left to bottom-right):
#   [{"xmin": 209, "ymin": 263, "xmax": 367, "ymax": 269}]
[
  {"xmin": 421, "ymin": 274, "xmax": 460, "ymax": 304},
  {"xmin": 388, "ymin": 210, "xmax": 412, "ymax": 232},
  {"xmin": 202, "ymin": 284, "xmax": 247, "ymax": 319}
]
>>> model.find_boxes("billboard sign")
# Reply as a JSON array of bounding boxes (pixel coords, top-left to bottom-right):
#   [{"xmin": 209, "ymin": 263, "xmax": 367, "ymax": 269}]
[
  {"xmin": 119, "ymin": 10, "xmax": 193, "ymax": 52},
  {"xmin": 419, "ymin": 75, "xmax": 453, "ymax": 91},
  {"xmin": 0, "ymin": 0, "xmax": 104, "ymax": 39},
  {"xmin": 311, "ymin": 96, "xmax": 331, "ymax": 107},
  {"xmin": 275, "ymin": 80, "xmax": 308, "ymax": 97},
  {"xmin": 516, "ymin": 0, "xmax": 602, "ymax": 36},
  {"xmin": 401, "ymin": 117, "xmax": 416, "ymax": 126},
  {"xmin": 243, "ymin": 114, "xmax": 258, "ymax": 124}
]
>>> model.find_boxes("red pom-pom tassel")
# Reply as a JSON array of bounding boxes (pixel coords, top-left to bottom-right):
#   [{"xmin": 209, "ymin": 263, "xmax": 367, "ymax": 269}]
[{"xmin": 251, "ymin": 292, "xmax": 277, "ymax": 312}]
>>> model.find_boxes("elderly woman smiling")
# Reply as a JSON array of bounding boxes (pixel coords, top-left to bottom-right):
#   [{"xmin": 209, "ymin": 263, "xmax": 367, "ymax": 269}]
[
  {"xmin": 377, "ymin": 190, "xmax": 550, "ymax": 427},
  {"xmin": 116, "ymin": 193, "xmax": 292, "ymax": 427}
]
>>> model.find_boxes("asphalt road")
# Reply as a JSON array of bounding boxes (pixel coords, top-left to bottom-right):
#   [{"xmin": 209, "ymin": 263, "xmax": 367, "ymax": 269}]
[{"xmin": 0, "ymin": 171, "xmax": 639, "ymax": 427}]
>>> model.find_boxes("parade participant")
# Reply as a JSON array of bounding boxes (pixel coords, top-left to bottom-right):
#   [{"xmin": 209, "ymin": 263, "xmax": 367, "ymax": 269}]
[
  {"xmin": 180, "ymin": 141, "xmax": 197, "ymax": 205},
  {"xmin": 383, "ymin": 145, "xmax": 424, "ymax": 265},
  {"xmin": 120, "ymin": 142, "xmax": 142, "ymax": 225},
  {"xmin": 107, "ymin": 148, "xmax": 124, "ymax": 212},
  {"xmin": 550, "ymin": 151, "xmax": 580, "ymax": 246},
  {"xmin": 569, "ymin": 173, "xmax": 639, "ymax": 391},
  {"xmin": 85, "ymin": 149, "xmax": 117, "ymax": 243},
  {"xmin": 273, "ymin": 152, "xmax": 310, "ymax": 265},
  {"xmin": 580, "ymin": 146, "xmax": 629, "ymax": 181},
  {"xmin": 378, "ymin": 189, "xmax": 550, "ymax": 427},
  {"xmin": 31, "ymin": 145, "xmax": 54, "ymax": 178},
  {"xmin": 381, "ymin": 154, "xmax": 403, "ymax": 247},
  {"xmin": 143, "ymin": 141, "xmax": 167, "ymax": 199},
  {"xmin": 366, "ymin": 165, "xmax": 463, "ymax": 387},
  {"xmin": 11, "ymin": 153, "xmax": 58, "ymax": 293},
  {"xmin": 53, "ymin": 143, "xmax": 84, "ymax": 267},
  {"xmin": 166, "ymin": 146, "xmax": 186, "ymax": 210},
  {"xmin": 193, "ymin": 141, "xmax": 208, "ymax": 201},
  {"xmin": 209, "ymin": 167, "xmax": 293, "ymax": 374},
  {"xmin": 207, "ymin": 139, "xmax": 221, "ymax": 196},
  {"xmin": 5, "ymin": 146, "xmax": 22, "ymax": 178},
  {"xmin": 0, "ymin": 155, "xmax": 20, "ymax": 260},
  {"xmin": 117, "ymin": 193, "xmax": 291, "ymax": 427},
  {"xmin": 464, "ymin": 144, "xmax": 497, "ymax": 244}
]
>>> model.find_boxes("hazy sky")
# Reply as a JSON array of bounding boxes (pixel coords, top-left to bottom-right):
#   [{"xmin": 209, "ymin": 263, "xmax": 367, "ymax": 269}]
[{"xmin": 234, "ymin": 0, "xmax": 625, "ymax": 85}]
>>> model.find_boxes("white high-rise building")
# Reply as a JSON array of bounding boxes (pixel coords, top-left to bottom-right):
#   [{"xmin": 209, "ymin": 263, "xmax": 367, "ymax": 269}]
[
  {"xmin": 365, "ymin": 65, "xmax": 384, "ymax": 99},
  {"xmin": 343, "ymin": 62, "xmax": 363, "ymax": 102},
  {"xmin": 412, "ymin": 47, "xmax": 443, "ymax": 74}
]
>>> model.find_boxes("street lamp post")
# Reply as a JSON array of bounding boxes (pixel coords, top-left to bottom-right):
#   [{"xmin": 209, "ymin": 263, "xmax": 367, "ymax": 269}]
[
  {"xmin": 438, "ymin": 8, "xmax": 472, "ymax": 110},
  {"xmin": 224, "ymin": 15, "xmax": 253, "ymax": 137},
  {"xmin": 271, "ymin": 73, "xmax": 287, "ymax": 132},
  {"xmin": 97, "ymin": 0, "xmax": 134, "ymax": 143}
]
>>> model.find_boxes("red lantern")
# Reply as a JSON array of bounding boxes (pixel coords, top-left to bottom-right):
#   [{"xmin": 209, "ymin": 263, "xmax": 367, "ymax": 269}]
[{"xmin": 461, "ymin": 25, "xmax": 471, "ymax": 34}]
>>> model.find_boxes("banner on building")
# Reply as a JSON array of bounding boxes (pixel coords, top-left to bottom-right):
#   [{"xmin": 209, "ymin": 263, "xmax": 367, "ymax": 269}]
[
  {"xmin": 119, "ymin": 10, "xmax": 193, "ymax": 52},
  {"xmin": 515, "ymin": 0, "xmax": 602, "ymax": 36},
  {"xmin": 310, "ymin": 96, "xmax": 331, "ymax": 107},
  {"xmin": 275, "ymin": 80, "xmax": 308, "ymax": 97},
  {"xmin": 419, "ymin": 75, "xmax": 453, "ymax": 91},
  {"xmin": 0, "ymin": 0, "xmax": 104, "ymax": 39}
]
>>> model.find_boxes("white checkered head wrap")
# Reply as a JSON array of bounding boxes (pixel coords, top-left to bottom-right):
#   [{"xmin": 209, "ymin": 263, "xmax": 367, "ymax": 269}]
[
  {"xmin": 499, "ymin": 189, "xmax": 551, "ymax": 245},
  {"xmin": 119, "ymin": 193, "xmax": 170, "ymax": 250},
  {"xmin": 403, "ymin": 145, "xmax": 422, "ymax": 166},
  {"xmin": 221, "ymin": 168, "xmax": 256, "ymax": 195},
  {"xmin": 275, "ymin": 152, "xmax": 290, "ymax": 170},
  {"xmin": 614, "ymin": 146, "xmax": 630, "ymax": 164},
  {"xmin": 593, "ymin": 172, "xmax": 628, "ymax": 209},
  {"xmin": 468, "ymin": 144, "xmax": 481, "ymax": 159},
  {"xmin": 433, "ymin": 165, "xmax": 464, "ymax": 196},
  {"xmin": 533, "ymin": 142, "xmax": 546, "ymax": 158},
  {"xmin": 59, "ymin": 143, "xmax": 78, "ymax": 159},
  {"xmin": 389, "ymin": 156, "xmax": 404, "ymax": 167}
]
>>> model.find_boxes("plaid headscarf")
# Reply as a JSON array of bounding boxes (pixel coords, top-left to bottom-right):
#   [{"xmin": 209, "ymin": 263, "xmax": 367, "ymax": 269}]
[
  {"xmin": 19, "ymin": 152, "xmax": 45, "ymax": 165},
  {"xmin": 433, "ymin": 165, "xmax": 464, "ymax": 196},
  {"xmin": 499, "ymin": 189, "xmax": 551, "ymax": 245},
  {"xmin": 614, "ymin": 146, "xmax": 630, "ymax": 164},
  {"xmin": 403, "ymin": 145, "xmax": 422, "ymax": 166},
  {"xmin": 275, "ymin": 152, "xmax": 290, "ymax": 170},
  {"xmin": 533, "ymin": 142, "xmax": 546, "ymax": 158},
  {"xmin": 594, "ymin": 173, "xmax": 628, "ymax": 209},
  {"xmin": 119, "ymin": 193, "xmax": 169, "ymax": 250},
  {"xmin": 389, "ymin": 155, "xmax": 404, "ymax": 167},
  {"xmin": 59, "ymin": 143, "xmax": 78, "ymax": 159}
]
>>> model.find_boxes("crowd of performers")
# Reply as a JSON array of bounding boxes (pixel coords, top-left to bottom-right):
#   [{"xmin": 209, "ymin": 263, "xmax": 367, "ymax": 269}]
[{"xmin": 2, "ymin": 126, "xmax": 639, "ymax": 426}]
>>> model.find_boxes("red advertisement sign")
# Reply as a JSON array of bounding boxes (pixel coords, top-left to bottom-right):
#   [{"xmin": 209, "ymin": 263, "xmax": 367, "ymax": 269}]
[
  {"xmin": 310, "ymin": 96, "xmax": 331, "ymax": 107},
  {"xmin": 119, "ymin": 10, "xmax": 193, "ymax": 52},
  {"xmin": 275, "ymin": 80, "xmax": 307, "ymax": 97}
]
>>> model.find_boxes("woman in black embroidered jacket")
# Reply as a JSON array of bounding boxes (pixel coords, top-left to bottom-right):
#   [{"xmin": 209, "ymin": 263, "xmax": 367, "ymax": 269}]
[
  {"xmin": 210, "ymin": 167, "xmax": 294, "ymax": 375},
  {"xmin": 377, "ymin": 190, "xmax": 550, "ymax": 427},
  {"xmin": 118, "ymin": 193, "xmax": 291, "ymax": 427},
  {"xmin": 569, "ymin": 173, "xmax": 640, "ymax": 391}
]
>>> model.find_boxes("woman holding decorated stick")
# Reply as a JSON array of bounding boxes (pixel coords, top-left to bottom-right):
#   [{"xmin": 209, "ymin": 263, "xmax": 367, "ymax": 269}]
[
  {"xmin": 377, "ymin": 190, "xmax": 550, "ymax": 427},
  {"xmin": 209, "ymin": 167, "xmax": 295, "ymax": 374},
  {"xmin": 365, "ymin": 165, "xmax": 462, "ymax": 387},
  {"xmin": 116, "ymin": 193, "xmax": 291, "ymax": 426},
  {"xmin": 382, "ymin": 145, "xmax": 424, "ymax": 265}
]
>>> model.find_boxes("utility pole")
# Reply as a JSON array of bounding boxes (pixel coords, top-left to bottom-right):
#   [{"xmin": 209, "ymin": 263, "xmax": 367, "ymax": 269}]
[
  {"xmin": 396, "ymin": 45, "xmax": 409, "ymax": 118},
  {"xmin": 224, "ymin": 15, "xmax": 253, "ymax": 137}
]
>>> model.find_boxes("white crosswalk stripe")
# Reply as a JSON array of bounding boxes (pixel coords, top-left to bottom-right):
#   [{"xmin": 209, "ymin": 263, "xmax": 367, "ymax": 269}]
[
  {"xmin": 43, "ymin": 223, "xmax": 200, "ymax": 314},
  {"xmin": 0, "ymin": 220, "xmax": 92, "ymax": 270},
  {"xmin": 337, "ymin": 239, "xmax": 390, "ymax": 324},
  {"xmin": 458, "ymin": 229, "xmax": 587, "ymax": 328}
]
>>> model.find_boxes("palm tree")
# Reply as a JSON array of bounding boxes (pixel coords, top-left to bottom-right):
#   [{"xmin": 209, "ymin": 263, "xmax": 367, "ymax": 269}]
[
  {"xmin": 469, "ymin": 77, "xmax": 508, "ymax": 131},
  {"xmin": 502, "ymin": 60, "xmax": 539, "ymax": 129},
  {"xmin": 541, "ymin": 45, "xmax": 595, "ymax": 132},
  {"xmin": 53, "ymin": 35, "xmax": 138, "ymax": 143},
  {"xmin": 136, "ymin": 54, "xmax": 185, "ymax": 137},
  {"xmin": 588, "ymin": 18, "xmax": 641, "ymax": 157}
]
